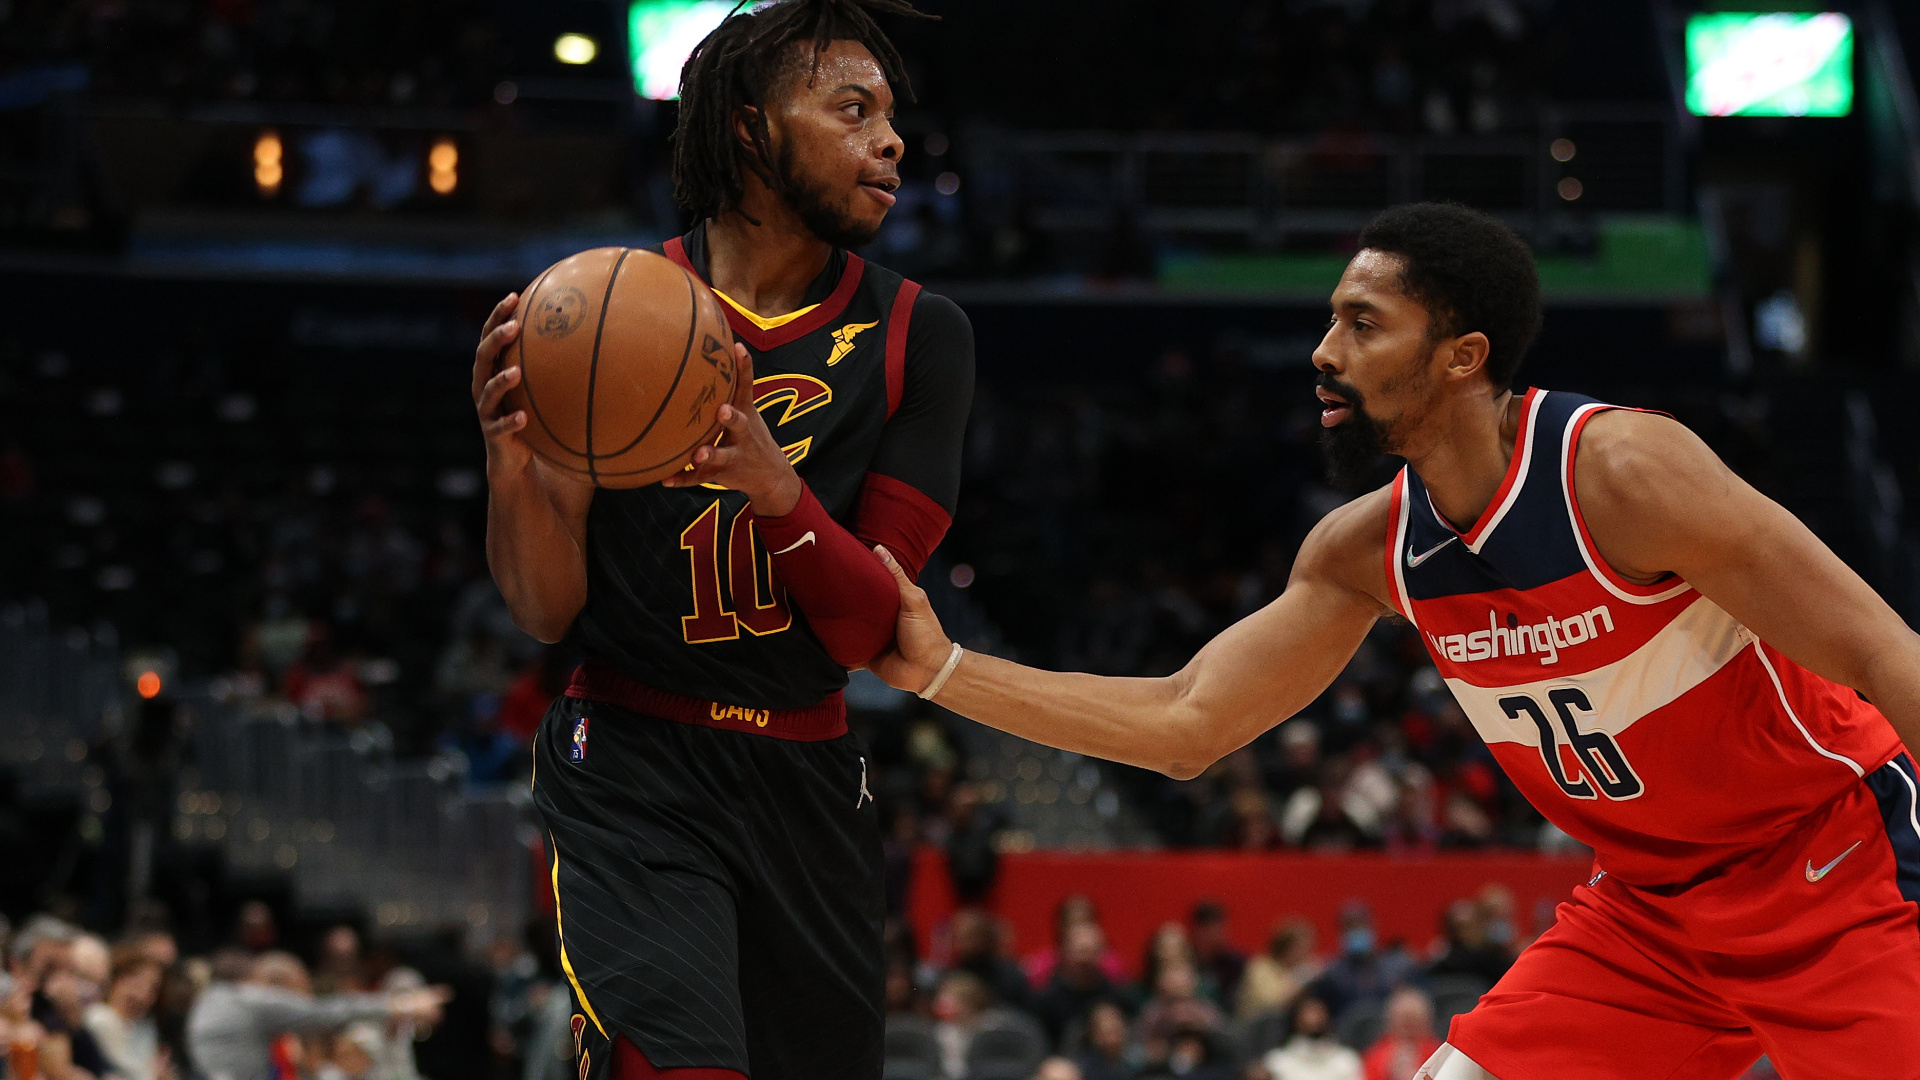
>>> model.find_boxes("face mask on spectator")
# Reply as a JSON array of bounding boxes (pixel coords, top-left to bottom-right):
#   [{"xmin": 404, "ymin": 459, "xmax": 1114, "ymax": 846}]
[{"xmin": 1341, "ymin": 928, "xmax": 1375, "ymax": 956}]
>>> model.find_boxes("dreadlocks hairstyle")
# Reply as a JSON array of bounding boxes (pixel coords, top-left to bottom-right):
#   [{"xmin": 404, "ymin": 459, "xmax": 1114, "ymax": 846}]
[{"xmin": 673, "ymin": 0, "xmax": 932, "ymax": 222}]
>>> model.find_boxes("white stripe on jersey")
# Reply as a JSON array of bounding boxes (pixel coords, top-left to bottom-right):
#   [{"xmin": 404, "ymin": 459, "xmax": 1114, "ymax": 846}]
[
  {"xmin": 1752, "ymin": 644, "xmax": 1865, "ymax": 776},
  {"xmin": 1444, "ymin": 595, "xmax": 1753, "ymax": 746},
  {"xmin": 1559, "ymin": 402, "xmax": 1693, "ymax": 607}
]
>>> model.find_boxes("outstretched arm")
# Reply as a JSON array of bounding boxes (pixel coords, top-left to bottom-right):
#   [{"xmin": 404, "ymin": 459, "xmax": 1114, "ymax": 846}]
[
  {"xmin": 1577, "ymin": 410, "xmax": 1920, "ymax": 761},
  {"xmin": 869, "ymin": 491, "xmax": 1393, "ymax": 778}
]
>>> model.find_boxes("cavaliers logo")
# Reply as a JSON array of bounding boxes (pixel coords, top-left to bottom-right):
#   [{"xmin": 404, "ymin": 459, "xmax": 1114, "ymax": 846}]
[
  {"xmin": 570, "ymin": 1014, "xmax": 587, "ymax": 1060},
  {"xmin": 532, "ymin": 286, "xmax": 589, "ymax": 338}
]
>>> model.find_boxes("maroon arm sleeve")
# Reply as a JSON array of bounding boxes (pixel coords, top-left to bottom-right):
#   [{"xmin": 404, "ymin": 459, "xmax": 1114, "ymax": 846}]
[{"xmin": 754, "ymin": 474, "xmax": 952, "ymax": 668}]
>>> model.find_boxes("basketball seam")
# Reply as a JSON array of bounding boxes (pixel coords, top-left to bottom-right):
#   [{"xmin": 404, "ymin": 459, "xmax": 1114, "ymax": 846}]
[
  {"xmin": 592, "ymin": 270, "xmax": 711, "ymax": 460},
  {"xmin": 583, "ymin": 247, "xmax": 634, "ymax": 485},
  {"xmin": 516, "ymin": 264, "xmax": 586, "ymax": 458},
  {"xmin": 607, "ymin": 264, "xmax": 703, "ymax": 463}
]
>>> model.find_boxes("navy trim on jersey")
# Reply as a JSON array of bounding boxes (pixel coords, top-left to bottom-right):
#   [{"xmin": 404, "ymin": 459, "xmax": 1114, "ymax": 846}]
[
  {"xmin": 1402, "ymin": 389, "xmax": 1606, "ymax": 601},
  {"xmin": 1866, "ymin": 753, "xmax": 1920, "ymax": 910}
]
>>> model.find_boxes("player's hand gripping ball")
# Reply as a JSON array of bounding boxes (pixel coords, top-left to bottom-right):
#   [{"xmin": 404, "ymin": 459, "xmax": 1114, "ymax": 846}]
[{"xmin": 491, "ymin": 247, "xmax": 739, "ymax": 489}]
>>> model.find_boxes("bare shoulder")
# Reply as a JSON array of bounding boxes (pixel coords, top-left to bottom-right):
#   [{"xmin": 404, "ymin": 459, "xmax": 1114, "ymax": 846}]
[
  {"xmin": 1294, "ymin": 483, "xmax": 1396, "ymax": 613},
  {"xmin": 1575, "ymin": 408, "xmax": 1747, "ymax": 579},
  {"xmin": 1574, "ymin": 408, "xmax": 1737, "ymax": 515}
]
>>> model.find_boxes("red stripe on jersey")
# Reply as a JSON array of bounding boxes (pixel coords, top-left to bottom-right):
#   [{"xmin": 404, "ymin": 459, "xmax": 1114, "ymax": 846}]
[
  {"xmin": 884, "ymin": 278, "xmax": 921, "ymax": 419},
  {"xmin": 1450, "ymin": 388, "xmax": 1541, "ymax": 547},
  {"xmin": 1384, "ymin": 474, "xmax": 1411, "ymax": 619},
  {"xmin": 661, "ymin": 238, "xmax": 868, "ymax": 352},
  {"xmin": 1413, "ymin": 575, "xmax": 1697, "ymax": 687}
]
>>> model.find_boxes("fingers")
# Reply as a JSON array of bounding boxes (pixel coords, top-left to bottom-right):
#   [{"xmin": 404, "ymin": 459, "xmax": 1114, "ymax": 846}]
[
  {"xmin": 472, "ymin": 326, "xmax": 521, "ymax": 404},
  {"xmin": 482, "ymin": 411, "xmax": 528, "ymax": 441},
  {"xmin": 482, "ymin": 292, "xmax": 521, "ymax": 337},
  {"xmin": 730, "ymin": 342, "xmax": 756, "ymax": 406},
  {"xmin": 476, "ymin": 364, "xmax": 522, "ymax": 418},
  {"xmin": 874, "ymin": 546, "xmax": 925, "ymax": 601},
  {"xmin": 659, "ymin": 445, "xmax": 737, "ymax": 488}
]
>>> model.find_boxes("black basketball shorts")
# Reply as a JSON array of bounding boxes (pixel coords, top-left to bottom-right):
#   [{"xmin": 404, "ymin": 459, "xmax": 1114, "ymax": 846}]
[{"xmin": 531, "ymin": 693, "xmax": 885, "ymax": 1080}]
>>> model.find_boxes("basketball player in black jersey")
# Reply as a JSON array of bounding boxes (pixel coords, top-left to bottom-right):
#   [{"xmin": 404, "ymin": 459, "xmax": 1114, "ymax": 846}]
[{"xmin": 468, "ymin": 3, "xmax": 970, "ymax": 1078}]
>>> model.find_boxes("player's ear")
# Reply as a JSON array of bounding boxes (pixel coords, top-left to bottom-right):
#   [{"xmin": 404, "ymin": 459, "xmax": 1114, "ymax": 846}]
[
  {"xmin": 732, "ymin": 106, "xmax": 765, "ymax": 154},
  {"xmin": 1442, "ymin": 331, "xmax": 1491, "ymax": 385}
]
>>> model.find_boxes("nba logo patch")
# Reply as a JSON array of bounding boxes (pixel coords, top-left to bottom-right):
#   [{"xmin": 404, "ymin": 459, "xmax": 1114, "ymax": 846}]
[{"xmin": 570, "ymin": 717, "xmax": 589, "ymax": 762}]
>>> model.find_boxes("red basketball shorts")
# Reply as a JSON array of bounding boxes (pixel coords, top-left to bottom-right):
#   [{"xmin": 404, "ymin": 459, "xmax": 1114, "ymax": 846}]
[{"xmin": 1449, "ymin": 753, "xmax": 1920, "ymax": 1080}]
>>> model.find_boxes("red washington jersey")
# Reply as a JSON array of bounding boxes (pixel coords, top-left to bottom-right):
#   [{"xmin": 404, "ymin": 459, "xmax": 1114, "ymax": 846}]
[{"xmin": 1385, "ymin": 388, "xmax": 1904, "ymax": 887}]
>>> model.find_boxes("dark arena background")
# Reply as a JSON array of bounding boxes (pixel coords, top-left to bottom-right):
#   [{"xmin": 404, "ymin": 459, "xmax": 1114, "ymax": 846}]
[{"xmin": 0, "ymin": 2, "xmax": 1916, "ymax": 1078}]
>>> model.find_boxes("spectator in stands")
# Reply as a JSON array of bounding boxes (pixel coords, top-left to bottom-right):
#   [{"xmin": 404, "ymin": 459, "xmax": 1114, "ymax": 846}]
[
  {"xmin": 37, "ymin": 932, "xmax": 114, "ymax": 1079},
  {"xmin": 1310, "ymin": 906, "xmax": 1417, "ymax": 1025},
  {"xmin": 1032, "ymin": 1058, "xmax": 1083, "ymax": 1080},
  {"xmin": 1360, "ymin": 988, "xmax": 1439, "ymax": 1080},
  {"xmin": 1425, "ymin": 900, "xmax": 1511, "ymax": 985},
  {"xmin": 233, "ymin": 902, "xmax": 278, "ymax": 954},
  {"xmin": 1237, "ymin": 918, "xmax": 1323, "ymax": 1021},
  {"xmin": 281, "ymin": 625, "xmax": 368, "ymax": 725},
  {"xmin": 948, "ymin": 909, "xmax": 1031, "ymax": 1011},
  {"xmin": 1137, "ymin": 922, "xmax": 1194, "ymax": 1012},
  {"xmin": 1073, "ymin": 1000, "xmax": 1137, "ymax": 1080},
  {"xmin": 84, "ymin": 946, "xmax": 172, "ymax": 1080},
  {"xmin": 1262, "ymin": 995, "xmax": 1362, "ymax": 1080},
  {"xmin": 186, "ymin": 951, "xmax": 447, "ymax": 1080},
  {"xmin": 1133, "ymin": 959, "xmax": 1224, "ymax": 1068},
  {"xmin": 1023, "ymin": 895, "xmax": 1127, "ymax": 990},
  {"xmin": 499, "ymin": 648, "xmax": 572, "ymax": 746},
  {"xmin": 1032, "ymin": 922, "xmax": 1119, "ymax": 1046},
  {"xmin": 931, "ymin": 970, "xmax": 993, "ymax": 1080},
  {"xmin": 1142, "ymin": 1024, "xmax": 1235, "ymax": 1080},
  {"xmin": 1188, "ymin": 901, "xmax": 1247, "ymax": 1006}
]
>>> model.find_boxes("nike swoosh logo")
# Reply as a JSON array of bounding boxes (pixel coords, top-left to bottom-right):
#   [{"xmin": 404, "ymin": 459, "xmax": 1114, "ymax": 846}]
[
  {"xmin": 1407, "ymin": 536, "xmax": 1459, "ymax": 568},
  {"xmin": 771, "ymin": 532, "xmax": 816, "ymax": 556},
  {"xmin": 1805, "ymin": 840, "xmax": 1864, "ymax": 882}
]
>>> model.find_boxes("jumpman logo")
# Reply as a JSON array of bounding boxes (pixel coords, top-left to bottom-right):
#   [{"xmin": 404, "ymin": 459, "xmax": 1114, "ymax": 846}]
[{"xmin": 856, "ymin": 757, "xmax": 873, "ymax": 809}]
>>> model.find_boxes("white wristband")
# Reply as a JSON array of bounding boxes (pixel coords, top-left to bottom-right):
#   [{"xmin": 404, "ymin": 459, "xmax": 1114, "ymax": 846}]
[{"xmin": 918, "ymin": 642, "xmax": 965, "ymax": 701}]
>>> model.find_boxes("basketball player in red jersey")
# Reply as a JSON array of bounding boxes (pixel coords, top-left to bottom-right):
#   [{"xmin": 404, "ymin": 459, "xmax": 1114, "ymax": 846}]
[
  {"xmin": 469, "ymin": 3, "xmax": 968, "ymax": 1079},
  {"xmin": 868, "ymin": 204, "xmax": 1920, "ymax": 1080}
]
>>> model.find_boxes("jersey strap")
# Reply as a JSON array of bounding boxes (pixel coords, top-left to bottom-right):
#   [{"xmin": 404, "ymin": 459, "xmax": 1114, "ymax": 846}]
[{"xmin": 884, "ymin": 278, "xmax": 921, "ymax": 419}]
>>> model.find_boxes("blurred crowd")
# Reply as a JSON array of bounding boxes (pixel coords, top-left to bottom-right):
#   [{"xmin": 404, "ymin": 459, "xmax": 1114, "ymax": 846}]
[
  {"xmin": 950, "ymin": 346, "xmax": 1565, "ymax": 855},
  {"xmin": 889, "ymin": 892, "xmax": 1783, "ymax": 1080},
  {"xmin": 0, "ymin": 901, "xmax": 468, "ymax": 1080}
]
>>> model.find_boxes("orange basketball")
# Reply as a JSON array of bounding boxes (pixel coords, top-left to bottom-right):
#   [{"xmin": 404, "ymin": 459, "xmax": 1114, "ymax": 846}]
[{"xmin": 504, "ymin": 247, "xmax": 736, "ymax": 488}]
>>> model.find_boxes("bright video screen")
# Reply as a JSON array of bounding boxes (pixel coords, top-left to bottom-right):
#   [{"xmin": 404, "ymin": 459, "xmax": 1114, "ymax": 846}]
[
  {"xmin": 1686, "ymin": 12, "xmax": 1853, "ymax": 118},
  {"xmin": 628, "ymin": 1, "xmax": 736, "ymax": 100}
]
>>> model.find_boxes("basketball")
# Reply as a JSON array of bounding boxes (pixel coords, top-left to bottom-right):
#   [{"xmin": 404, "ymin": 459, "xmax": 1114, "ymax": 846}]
[{"xmin": 505, "ymin": 247, "xmax": 737, "ymax": 488}]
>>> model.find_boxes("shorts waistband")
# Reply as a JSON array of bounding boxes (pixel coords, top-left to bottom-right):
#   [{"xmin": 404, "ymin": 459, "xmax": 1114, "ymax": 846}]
[{"xmin": 564, "ymin": 661, "xmax": 848, "ymax": 742}]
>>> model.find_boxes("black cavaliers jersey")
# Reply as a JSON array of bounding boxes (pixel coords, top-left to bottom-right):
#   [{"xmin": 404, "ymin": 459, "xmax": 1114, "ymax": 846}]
[{"xmin": 563, "ymin": 225, "xmax": 974, "ymax": 709}]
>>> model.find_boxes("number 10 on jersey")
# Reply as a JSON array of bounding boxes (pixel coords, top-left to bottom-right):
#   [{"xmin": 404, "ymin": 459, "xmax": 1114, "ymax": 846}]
[{"xmin": 680, "ymin": 500, "xmax": 794, "ymax": 643}]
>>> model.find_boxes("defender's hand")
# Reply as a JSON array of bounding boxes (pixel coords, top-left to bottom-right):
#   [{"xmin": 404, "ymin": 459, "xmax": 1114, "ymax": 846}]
[
  {"xmin": 660, "ymin": 344, "xmax": 804, "ymax": 516},
  {"xmin": 473, "ymin": 293, "xmax": 532, "ymax": 476},
  {"xmin": 868, "ymin": 545, "xmax": 956, "ymax": 693}
]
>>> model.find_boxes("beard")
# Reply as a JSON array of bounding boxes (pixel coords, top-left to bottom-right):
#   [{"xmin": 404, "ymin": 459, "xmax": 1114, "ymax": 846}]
[
  {"xmin": 1317, "ymin": 371, "xmax": 1397, "ymax": 490},
  {"xmin": 773, "ymin": 139, "xmax": 882, "ymax": 249}
]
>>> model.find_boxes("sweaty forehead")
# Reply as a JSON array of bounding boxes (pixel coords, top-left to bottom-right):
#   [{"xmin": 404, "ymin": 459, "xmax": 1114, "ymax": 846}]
[{"xmin": 775, "ymin": 38, "xmax": 890, "ymax": 102}]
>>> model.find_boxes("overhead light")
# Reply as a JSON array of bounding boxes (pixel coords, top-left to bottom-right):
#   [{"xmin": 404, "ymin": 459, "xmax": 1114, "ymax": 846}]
[
  {"xmin": 555, "ymin": 33, "xmax": 598, "ymax": 65},
  {"xmin": 254, "ymin": 131, "xmax": 283, "ymax": 195},
  {"xmin": 429, "ymin": 138, "xmax": 458, "ymax": 195}
]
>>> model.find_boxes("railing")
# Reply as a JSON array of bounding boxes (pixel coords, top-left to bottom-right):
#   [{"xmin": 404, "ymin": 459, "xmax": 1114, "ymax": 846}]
[
  {"xmin": 964, "ymin": 105, "xmax": 1681, "ymax": 246},
  {"xmin": 0, "ymin": 602, "xmax": 536, "ymax": 940}
]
